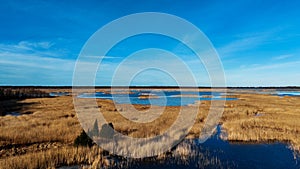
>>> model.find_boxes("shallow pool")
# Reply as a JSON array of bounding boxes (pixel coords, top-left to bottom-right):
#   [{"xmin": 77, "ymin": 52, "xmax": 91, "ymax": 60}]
[
  {"xmin": 276, "ymin": 91, "xmax": 300, "ymax": 97},
  {"xmin": 78, "ymin": 90, "xmax": 237, "ymax": 106}
]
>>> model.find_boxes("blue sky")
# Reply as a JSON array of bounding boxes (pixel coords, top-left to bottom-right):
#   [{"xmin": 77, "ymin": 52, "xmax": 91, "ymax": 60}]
[{"xmin": 0, "ymin": 0, "xmax": 300, "ymax": 86}]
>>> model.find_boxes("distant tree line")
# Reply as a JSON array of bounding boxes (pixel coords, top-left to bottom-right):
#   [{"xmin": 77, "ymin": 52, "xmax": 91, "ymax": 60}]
[{"xmin": 0, "ymin": 87, "xmax": 49, "ymax": 100}]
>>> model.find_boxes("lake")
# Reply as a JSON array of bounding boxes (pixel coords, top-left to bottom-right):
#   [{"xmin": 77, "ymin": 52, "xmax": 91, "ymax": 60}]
[
  {"xmin": 78, "ymin": 90, "xmax": 237, "ymax": 106},
  {"xmin": 276, "ymin": 91, "xmax": 300, "ymax": 97}
]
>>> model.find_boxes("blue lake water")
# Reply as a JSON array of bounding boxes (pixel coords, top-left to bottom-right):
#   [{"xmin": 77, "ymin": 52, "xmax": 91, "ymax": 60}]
[
  {"xmin": 117, "ymin": 126, "xmax": 299, "ymax": 169},
  {"xmin": 49, "ymin": 92, "xmax": 70, "ymax": 97},
  {"xmin": 276, "ymin": 91, "xmax": 300, "ymax": 97},
  {"xmin": 78, "ymin": 90, "xmax": 237, "ymax": 106},
  {"xmin": 83, "ymin": 125, "xmax": 299, "ymax": 169},
  {"xmin": 239, "ymin": 90, "xmax": 300, "ymax": 97},
  {"xmin": 196, "ymin": 125, "xmax": 300, "ymax": 169},
  {"xmin": 4, "ymin": 112, "xmax": 20, "ymax": 116}
]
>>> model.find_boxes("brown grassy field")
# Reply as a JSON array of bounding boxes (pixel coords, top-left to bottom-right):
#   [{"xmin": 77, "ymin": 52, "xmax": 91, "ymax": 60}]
[
  {"xmin": 0, "ymin": 88, "xmax": 300, "ymax": 168},
  {"xmin": 221, "ymin": 93, "xmax": 300, "ymax": 151}
]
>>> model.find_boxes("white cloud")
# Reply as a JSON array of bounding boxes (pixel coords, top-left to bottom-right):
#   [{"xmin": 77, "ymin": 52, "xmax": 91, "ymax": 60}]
[
  {"xmin": 225, "ymin": 60, "xmax": 300, "ymax": 86},
  {"xmin": 85, "ymin": 55, "xmax": 120, "ymax": 59},
  {"xmin": 0, "ymin": 41, "xmax": 123, "ymax": 85},
  {"xmin": 0, "ymin": 41, "xmax": 76, "ymax": 85},
  {"xmin": 0, "ymin": 41, "xmax": 54, "ymax": 52},
  {"xmin": 217, "ymin": 29, "xmax": 280, "ymax": 58},
  {"xmin": 272, "ymin": 54, "xmax": 293, "ymax": 60},
  {"xmin": 18, "ymin": 41, "xmax": 54, "ymax": 49},
  {"xmin": 241, "ymin": 61, "xmax": 300, "ymax": 71},
  {"xmin": 0, "ymin": 51, "xmax": 74, "ymax": 70},
  {"xmin": 218, "ymin": 36, "xmax": 266, "ymax": 57}
]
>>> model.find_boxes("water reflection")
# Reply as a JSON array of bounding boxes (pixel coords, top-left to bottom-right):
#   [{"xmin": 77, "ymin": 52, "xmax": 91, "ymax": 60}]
[
  {"xmin": 99, "ymin": 125, "xmax": 299, "ymax": 169},
  {"xmin": 276, "ymin": 91, "xmax": 300, "ymax": 97},
  {"xmin": 49, "ymin": 92, "xmax": 70, "ymax": 97},
  {"xmin": 78, "ymin": 90, "xmax": 237, "ymax": 106}
]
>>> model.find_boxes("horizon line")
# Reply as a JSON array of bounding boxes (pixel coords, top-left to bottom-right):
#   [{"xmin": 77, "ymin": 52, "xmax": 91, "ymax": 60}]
[{"xmin": 0, "ymin": 85, "xmax": 299, "ymax": 89}]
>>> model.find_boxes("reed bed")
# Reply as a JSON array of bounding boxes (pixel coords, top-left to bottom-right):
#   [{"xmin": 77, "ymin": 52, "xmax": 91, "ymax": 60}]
[
  {"xmin": 221, "ymin": 94, "xmax": 300, "ymax": 152},
  {"xmin": 0, "ymin": 146, "xmax": 103, "ymax": 169},
  {"xmin": 0, "ymin": 96, "xmax": 81, "ymax": 146},
  {"xmin": 1, "ymin": 90, "xmax": 300, "ymax": 168}
]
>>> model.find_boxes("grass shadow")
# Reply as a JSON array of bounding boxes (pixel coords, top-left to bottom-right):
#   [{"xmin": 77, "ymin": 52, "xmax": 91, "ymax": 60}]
[{"xmin": 0, "ymin": 99, "xmax": 35, "ymax": 116}]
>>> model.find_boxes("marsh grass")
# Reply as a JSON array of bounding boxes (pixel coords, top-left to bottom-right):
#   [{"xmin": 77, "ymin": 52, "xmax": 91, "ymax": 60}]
[
  {"xmin": 0, "ymin": 139, "xmax": 227, "ymax": 169},
  {"xmin": 0, "ymin": 94, "xmax": 211, "ymax": 168},
  {"xmin": 221, "ymin": 94, "xmax": 300, "ymax": 152},
  {"xmin": 1, "ymin": 90, "xmax": 300, "ymax": 168},
  {"xmin": 0, "ymin": 96, "xmax": 81, "ymax": 146},
  {"xmin": 0, "ymin": 146, "xmax": 103, "ymax": 169}
]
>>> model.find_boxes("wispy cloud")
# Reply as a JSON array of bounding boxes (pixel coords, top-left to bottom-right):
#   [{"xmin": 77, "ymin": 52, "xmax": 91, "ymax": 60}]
[
  {"xmin": 225, "ymin": 59, "xmax": 300, "ymax": 86},
  {"xmin": 217, "ymin": 29, "xmax": 281, "ymax": 58},
  {"xmin": 272, "ymin": 54, "xmax": 293, "ymax": 60},
  {"xmin": 0, "ymin": 41, "xmax": 54, "ymax": 52},
  {"xmin": 245, "ymin": 61, "xmax": 300, "ymax": 71},
  {"xmin": 218, "ymin": 36, "xmax": 266, "ymax": 58},
  {"xmin": 17, "ymin": 41, "xmax": 54, "ymax": 50},
  {"xmin": 84, "ymin": 55, "xmax": 121, "ymax": 60},
  {"xmin": 0, "ymin": 52, "xmax": 74, "ymax": 70},
  {"xmin": 0, "ymin": 40, "xmax": 65, "ymax": 60},
  {"xmin": 0, "ymin": 41, "xmax": 74, "ymax": 70},
  {"xmin": 0, "ymin": 41, "xmax": 76, "ymax": 85},
  {"xmin": 0, "ymin": 41, "xmax": 122, "ymax": 85}
]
